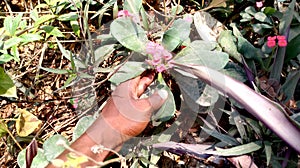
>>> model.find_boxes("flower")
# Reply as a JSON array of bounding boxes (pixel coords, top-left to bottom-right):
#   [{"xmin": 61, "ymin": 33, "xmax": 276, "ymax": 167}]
[
  {"xmin": 145, "ymin": 41, "xmax": 173, "ymax": 72},
  {"xmin": 266, "ymin": 35, "xmax": 287, "ymax": 48},
  {"xmin": 118, "ymin": 10, "xmax": 132, "ymax": 18},
  {"xmin": 256, "ymin": 1, "xmax": 263, "ymax": 8},
  {"xmin": 156, "ymin": 64, "xmax": 167, "ymax": 73}
]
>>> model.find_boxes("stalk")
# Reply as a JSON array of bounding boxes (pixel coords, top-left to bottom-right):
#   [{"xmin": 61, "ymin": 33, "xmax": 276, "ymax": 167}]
[{"xmin": 173, "ymin": 63, "xmax": 300, "ymax": 153}]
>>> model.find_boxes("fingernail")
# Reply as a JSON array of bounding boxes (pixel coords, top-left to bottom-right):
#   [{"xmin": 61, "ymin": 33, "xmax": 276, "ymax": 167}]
[{"xmin": 158, "ymin": 89, "xmax": 168, "ymax": 99}]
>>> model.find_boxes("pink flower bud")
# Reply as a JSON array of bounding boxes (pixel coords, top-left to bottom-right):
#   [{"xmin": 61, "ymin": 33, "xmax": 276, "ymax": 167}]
[
  {"xmin": 118, "ymin": 10, "xmax": 132, "ymax": 18},
  {"xmin": 278, "ymin": 39, "xmax": 287, "ymax": 47},
  {"xmin": 256, "ymin": 1, "xmax": 263, "ymax": 8},
  {"xmin": 156, "ymin": 64, "xmax": 167, "ymax": 72},
  {"xmin": 267, "ymin": 40, "xmax": 276, "ymax": 48}
]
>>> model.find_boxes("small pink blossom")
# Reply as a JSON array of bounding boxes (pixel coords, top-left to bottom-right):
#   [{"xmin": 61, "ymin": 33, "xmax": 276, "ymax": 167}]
[
  {"xmin": 256, "ymin": 1, "xmax": 263, "ymax": 8},
  {"xmin": 145, "ymin": 41, "xmax": 173, "ymax": 72},
  {"xmin": 184, "ymin": 17, "xmax": 193, "ymax": 23},
  {"xmin": 156, "ymin": 64, "xmax": 167, "ymax": 73},
  {"xmin": 267, "ymin": 40, "xmax": 276, "ymax": 48},
  {"xmin": 278, "ymin": 39, "xmax": 287, "ymax": 47},
  {"xmin": 267, "ymin": 36, "xmax": 276, "ymax": 41},
  {"xmin": 118, "ymin": 10, "xmax": 132, "ymax": 18}
]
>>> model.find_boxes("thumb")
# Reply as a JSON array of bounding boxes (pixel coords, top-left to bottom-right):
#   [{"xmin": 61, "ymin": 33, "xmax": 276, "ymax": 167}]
[{"xmin": 148, "ymin": 89, "xmax": 168, "ymax": 111}]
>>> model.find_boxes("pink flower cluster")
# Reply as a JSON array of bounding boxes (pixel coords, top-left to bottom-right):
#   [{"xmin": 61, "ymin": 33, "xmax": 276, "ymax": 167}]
[
  {"xmin": 145, "ymin": 42, "xmax": 174, "ymax": 72},
  {"xmin": 267, "ymin": 35, "xmax": 287, "ymax": 48},
  {"xmin": 117, "ymin": 10, "xmax": 133, "ymax": 18},
  {"xmin": 256, "ymin": 1, "xmax": 263, "ymax": 8}
]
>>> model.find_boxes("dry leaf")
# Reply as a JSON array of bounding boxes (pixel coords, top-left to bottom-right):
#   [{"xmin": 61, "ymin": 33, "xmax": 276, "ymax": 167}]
[{"xmin": 16, "ymin": 108, "xmax": 42, "ymax": 137}]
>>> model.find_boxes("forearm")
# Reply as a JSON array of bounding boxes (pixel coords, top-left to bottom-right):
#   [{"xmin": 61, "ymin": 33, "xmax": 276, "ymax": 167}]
[{"xmin": 46, "ymin": 115, "xmax": 125, "ymax": 167}]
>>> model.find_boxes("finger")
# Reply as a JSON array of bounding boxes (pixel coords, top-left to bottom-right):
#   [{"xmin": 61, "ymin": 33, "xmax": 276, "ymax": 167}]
[
  {"xmin": 147, "ymin": 89, "xmax": 168, "ymax": 111},
  {"xmin": 136, "ymin": 72, "xmax": 155, "ymax": 97}
]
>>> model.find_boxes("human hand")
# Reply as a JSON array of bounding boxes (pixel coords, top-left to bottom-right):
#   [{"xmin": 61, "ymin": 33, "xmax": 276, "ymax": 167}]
[{"xmin": 86, "ymin": 71, "xmax": 168, "ymax": 147}]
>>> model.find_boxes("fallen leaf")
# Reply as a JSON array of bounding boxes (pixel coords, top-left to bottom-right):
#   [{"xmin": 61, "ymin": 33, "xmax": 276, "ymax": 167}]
[{"xmin": 16, "ymin": 108, "xmax": 42, "ymax": 137}]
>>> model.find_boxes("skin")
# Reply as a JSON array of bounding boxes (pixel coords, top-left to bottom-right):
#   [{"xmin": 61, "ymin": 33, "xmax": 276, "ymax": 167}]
[{"xmin": 46, "ymin": 72, "xmax": 167, "ymax": 167}]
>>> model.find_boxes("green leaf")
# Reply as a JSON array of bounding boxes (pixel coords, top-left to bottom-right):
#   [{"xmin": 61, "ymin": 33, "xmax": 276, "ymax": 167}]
[
  {"xmin": 254, "ymin": 12, "xmax": 272, "ymax": 23},
  {"xmin": 220, "ymin": 62, "xmax": 247, "ymax": 82},
  {"xmin": 4, "ymin": 13, "xmax": 22, "ymax": 36},
  {"xmin": 197, "ymin": 85, "xmax": 219, "ymax": 107},
  {"xmin": 252, "ymin": 23, "xmax": 272, "ymax": 35},
  {"xmin": 0, "ymin": 121, "xmax": 8, "ymax": 137},
  {"xmin": 208, "ymin": 141, "xmax": 262, "ymax": 156},
  {"xmin": 34, "ymin": 15, "xmax": 57, "ymax": 27},
  {"xmin": 172, "ymin": 69, "xmax": 206, "ymax": 113},
  {"xmin": 17, "ymin": 148, "xmax": 49, "ymax": 168},
  {"xmin": 40, "ymin": 67, "xmax": 72, "ymax": 74},
  {"xmin": 171, "ymin": 5, "xmax": 184, "ymax": 15},
  {"xmin": 279, "ymin": 0, "xmax": 296, "ymax": 34},
  {"xmin": 110, "ymin": 18, "xmax": 148, "ymax": 53},
  {"xmin": 42, "ymin": 26, "xmax": 65, "ymax": 38},
  {"xmin": 124, "ymin": 0, "xmax": 142, "ymax": 15},
  {"xmin": 0, "ymin": 67, "xmax": 17, "ymax": 98},
  {"xmin": 151, "ymin": 73, "xmax": 176, "ymax": 126},
  {"xmin": 162, "ymin": 19, "xmax": 192, "ymax": 51},
  {"xmin": 72, "ymin": 116, "xmax": 96, "ymax": 142},
  {"xmin": 11, "ymin": 45, "xmax": 20, "ymax": 62},
  {"xmin": 264, "ymin": 141, "xmax": 272, "ymax": 166},
  {"xmin": 109, "ymin": 61, "xmax": 147, "ymax": 85},
  {"xmin": 70, "ymin": 20, "xmax": 80, "ymax": 37},
  {"xmin": 94, "ymin": 44, "xmax": 116, "ymax": 67},
  {"xmin": 245, "ymin": 6, "xmax": 256, "ymax": 16},
  {"xmin": 280, "ymin": 70, "xmax": 300, "ymax": 103},
  {"xmin": 43, "ymin": 134, "xmax": 70, "ymax": 161},
  {"xmin": 0, "ymin": 54, "xmax": 14, "ymax": 64},
  {"xmin": 240, "ymin": 12, "xmax": 253, "ymax": 22},
  {"xmin": 217, "ymin": 30, "xmax": 242, "ymax": 62},
  {"xmin": 264, "ymin": 7, "xmax": 276, "ymax": 15},
  {"xmin": 202, "ymin": 127, "xmax": 240, "ymax": 146},
  {"xmin": 237, "ymin": 36, "xmax": 264, "ymax": 60},
  {"xmin": 285, "ymin": 34, "xmax": 300, "ymax": 63},
  {"xmin": 20, "ymin": 34, "xmax": 43, "ymax": 43},
  {"xmin": 57, "ymin": 12, "xmax": 78, "ymax": 21},
  {"xmin": 174, "ymin": 40, "xmax": 229, "ymax": 70},
  {"xmin": 4, "ymin": 37, "xmax": 23, "ymax": 49},
  {"xmin": 91, "ymin": 0, "xmax": 117, "ymax": 19}
]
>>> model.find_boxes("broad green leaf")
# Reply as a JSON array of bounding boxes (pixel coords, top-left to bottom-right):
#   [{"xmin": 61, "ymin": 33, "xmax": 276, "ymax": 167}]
[
  {"xmin": 285, "ymin": 34, "xmax": 300, "ymax": 63},
  {"xmin": 40, "ymin": 67, "xmax": 72, "ymax": 74},
  {"xmin": 162, "ymin": 19, "xmax": 192, "ymax": 51},
  {"xmin": 70, "ymin": 20, "xmax": 80, "ymax": 37},
  {"xmin": 11, "ymin": 45, "xmax": 20, "ymax": 62},
  {"xmin": 237, "ymin": 36, "xmax": 264, "ymax": 60},
  {"xmin": 4, "ymin": 13, "xmax": 22, "ymax": 36},
  {"xmin": 57, "ymin": 12, "xmax": 78, "ymax": 21},
  {"xmin": 42, "ymin": 26, "xmax": 65, "ymax": 39},
  {"xmin": 0, "ymin": 67, "xmax": 17, "ymax": 98},
  {"xmin": 174, "ymin": 40, "xmax": 229, "ymax": 70},
  {"xmin": 264, "ymin": 141, "xmax": 272, "ymax": 166},
  {"xmin": 245, "ymin": 6, "xmax": 256, "ymax": 16},
  {"xmin": 220, "ymin": 62, "xmax": 247, "ymax": 82},
  {"xmin": 279, "ymin": 0, "xmax": 296, "ymax": 34},
  {"xmin": 217, "ymin": 30, "xmax": 242, "ymax": 63},
  {"xmin": 240, "ymin": 12, "xmax": 252, "ymax": 22},
  {"xmin": 43, "ymin": 134, "xmax": 70, "ymax": 161},
  {"xmin": 110, "ymin": 17, "xmax": 147, "ymax": 53},
  {"xmin": 201, "ymin": 127, "xmax": 240, "ymax": 146},
  {"xmin": 72, "ymin": 116, "xmax": 96, "ymax": 141},
  {"xmin": 197, "ymin": 85, "xmax": 218, "ymax": 107},
  {"xmin": 124, "ymin": 0, "xmax": 142, "ymax": 15},
  {"xmin": 244, "ymin": 117, "xmax": 262, "ymax": 136},
  {"xmin": 30, "ymin": 9, "xmax": 39, "ymax": 21},
  {"xmin": 0, "ymin": 54, "xmax": 13, "ymax": 64},
  {"xmin": 171, "ymin": 69, "xmax": 205, "ymax": 113},
  {"xmin": 264, "ymin": 7, "xmax": 276, "ymax": 15},
  {"xmin": 252, "ymin": 23, "xmax": 272, "ymax": 34},
  {"xmin": 0, "ymin": 121, "xmax": 8, "ymax": 137},
  {"xmin": 280, "ymin": 70, "xmax": 300, "ymax": 103},
  {"xmin": 20, "ymin": 34, "xmax": 43, "ymax": 43},
  {"xmin": 94, "ymin": 44, "xmax": 116, "ymax": 67},
  {"xmin": 109, "ymin": 61, "xmax": 146, "ymax": 85},
  {"xmin": 208, "ymin": 141, "xmax": 262, "ymax": 156},
  {"xmin": 4, "ymin": 37, "xmax": 23, "ymax": 49},
  {"xmin": 152, "ymin": 73, "xmax": 176, "ymax": 126},
  {"xmin": 16, "ymin": 108, "xmax": 42, "ymax": 137},
  {"xmin": 254, "ymin": 12, "xmax": 271, "ymax": 23},
  {"xmin": 34, "ymin": 15, "xmax": 57, "ymax": 27},
  {"xmin": 171, "ymin": 5, "xmax": 184, "ymax": 15},
  {"xmin": 17, "ymin": 148, "xmax": 49, "ymax": 168}
]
